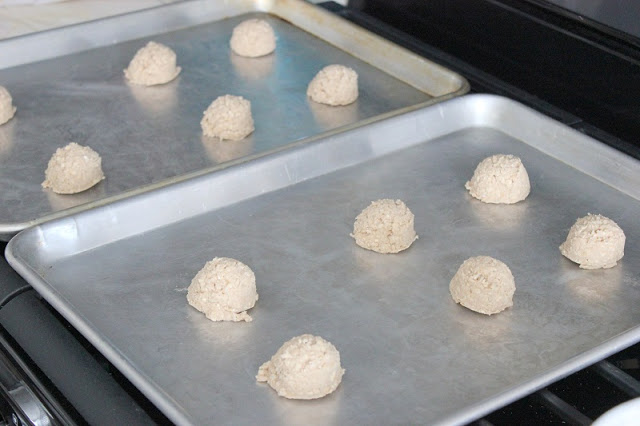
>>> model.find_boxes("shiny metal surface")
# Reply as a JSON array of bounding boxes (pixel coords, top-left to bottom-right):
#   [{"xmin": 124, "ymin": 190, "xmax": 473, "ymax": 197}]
[
  {"xmin": 543, "ymin": 0, "xmax": 640, "ymax": 37},
  {"xmin": 7, "ymin": 95, "xmax": 640, "ymax": 426},
  {"xmin": 0, "ymin": 0, "xmax": 467, "ymax": 241},
  {"xmin": 8, "ymin": 385, "xmax": 51, "ymax": 426},
  {"xmin": 0, "ymin": 350, "xmax": 53, "ymax": 426}
]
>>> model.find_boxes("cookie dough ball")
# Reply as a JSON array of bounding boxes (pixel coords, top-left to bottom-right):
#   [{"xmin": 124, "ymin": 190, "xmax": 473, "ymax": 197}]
[
  {"xmin": 559, "ymin": 214, "xmax": 625, "ymax": 269},
  {"xmin": 450, "ymin": 256, "xmax": 515, "ymax": 315},
  {"xmin": 124, "ymin": 41, "xmax": 181, "ymax": 86},
  {"xmin": 351, "ymin": 199, "xmax": 418, "ymax": 254},
  {"xmin": 42, "ymin": 143, "xmax": 105, "ymax": 194},
  {"xmin": 0, "ymin": 86, "xmax": 16, "ymax": 126},
  {"xmin": 187, "ymin": 257, "xmax": 258, "ymax": 322},
  {"xmin": 307, "ymin": 64, "xmax": 358, "ymax": 106},
  {"xmin": 465, "ymin": 154, "xmax": 530, "ymax": 204},
  {"xmin": 230, "ymin": 19, "xmax": 276, "ymax": 58},
  {"xmin": 256, "ymin": 334, "xmax": 345, "ymax": 400},
  {"xmin": 201, "ymin": 95, "xmax": 254, "ymax": 141}
]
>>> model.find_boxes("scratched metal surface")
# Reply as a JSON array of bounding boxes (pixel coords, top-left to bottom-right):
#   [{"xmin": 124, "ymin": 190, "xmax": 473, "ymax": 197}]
[
  {"xmin": 8, "ymin": 95, "xmax": 640, "ymax": 425},
  {"xmin": 0, "ymin": 0, "xmax": 467, "ymax": 240}
]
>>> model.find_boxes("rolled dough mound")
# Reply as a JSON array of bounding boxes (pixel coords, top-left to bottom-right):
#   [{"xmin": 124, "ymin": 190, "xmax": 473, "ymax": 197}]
[
  {"xmin": 124, "ymin": 41, "xmax": 181, "ymax": 86},
  {"xmin": 42, "ymin": 142, "xmax": 105, "ymax": 194},
  {"xmin": 559, "ymin": 213, "xmax": 625, "ymax": 269},
  {"xmin": 351, "ymin": 199, "xmax": 418, "ymax": 254},
  {"xmin": 230, "ymin": 19, "xmax": 276, "ymax": 58},
  {"xmin": 256, "ymin": 334, "xmax": 345, "ymax": 399},
  {"xmin": 201, "ymin": 95, "xmax": 254, "ymax": 141},
  {"xmin": 0, "ymin": 86, "xmax": 16, "ymax": 126},
  {"xmin": 307, "ymin": 64, "xmax": 358, "ymax": 106},
  {"xmin": 465, "ymin": 154, "xmax": 530, "ymax": 204},
  {"xmin": 187, "ymin": 257, "xmax": 258, "ymax": 322},
  {"xmin": 449, "ymin": 256, "xmax": 515, "ymax": 315}
]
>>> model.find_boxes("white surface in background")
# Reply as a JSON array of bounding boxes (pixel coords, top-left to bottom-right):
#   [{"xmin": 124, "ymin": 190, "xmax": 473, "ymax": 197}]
[
  {"xmin": 1, "ymin": 0, "xmax": 68, "ymax": 4},
  {"xmin": 0, "ymin": 0, "xmax": 348, "ymax": 41},
  {"xmin": 0, "ymin": 0, "xmax": 178, "ymax": 40},
  {"xmin": 592, "ymin": 397, "xmax": 640, "ymax": 426}
]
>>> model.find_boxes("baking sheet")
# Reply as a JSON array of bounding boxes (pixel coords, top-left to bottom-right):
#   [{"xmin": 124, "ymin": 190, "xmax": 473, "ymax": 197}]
[
  {"xmin": 0, "ymin": 0, "xmax": 468, "ymax": 240},
  {"xmin": 7, "ymin": 95, "xmax": 640, "ymax": 425}
]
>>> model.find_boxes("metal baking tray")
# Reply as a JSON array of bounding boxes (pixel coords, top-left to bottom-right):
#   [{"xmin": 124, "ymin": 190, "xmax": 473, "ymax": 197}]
[
  {"xmin": 7, "ymin": 95, "xmax": 640, "ymax": 425},
  {"xmin": 0, "ymin": 0, "xmax": 468, "ymax": 241}
]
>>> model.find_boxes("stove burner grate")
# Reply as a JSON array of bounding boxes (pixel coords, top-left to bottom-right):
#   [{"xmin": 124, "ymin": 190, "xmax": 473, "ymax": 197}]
[{"xmin": 474, "ymin": 345, "xmax": 640, "ymax": 425}]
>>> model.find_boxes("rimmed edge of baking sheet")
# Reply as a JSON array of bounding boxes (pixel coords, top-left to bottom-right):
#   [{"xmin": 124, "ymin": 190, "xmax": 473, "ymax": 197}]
[
  {"xmin": 0, "ymin": 0, "xmax": 469, "ymax": 241},
  {"xmin": 9, "ymin": 94, "xmax": 640, "ymax": 258},
  {"xmin": 437, "ymin": 327, "xmax": 640, "ymax": 425},
  {"xmin": 0, "ymin": 0, "xmax": 468, "ymax": 97}
]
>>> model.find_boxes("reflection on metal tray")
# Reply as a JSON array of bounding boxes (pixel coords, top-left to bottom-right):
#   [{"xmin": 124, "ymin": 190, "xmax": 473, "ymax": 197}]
[
  {"xmin": 0, "ymin": 0, "xmax": 468, "ymax": 240},
  {"xmin": 7, "ymin": 95, "xmax": 640, "ymax": 426}
]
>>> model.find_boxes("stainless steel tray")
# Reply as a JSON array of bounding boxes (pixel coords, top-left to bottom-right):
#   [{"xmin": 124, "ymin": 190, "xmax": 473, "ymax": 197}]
[
  {"xmin": 7, "ymin": 95, "xmax": 640, "ymax": 426},
  {"xmin": 0, "ymin": 0, "xmax": 468, "ymax": 241}
]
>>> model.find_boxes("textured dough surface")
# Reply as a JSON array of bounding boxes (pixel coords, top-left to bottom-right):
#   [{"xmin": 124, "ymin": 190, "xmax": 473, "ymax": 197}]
[
  {"xmin": 307, "ymin": 64, "xmax": 358, "ymax": 106},
  {"xmin": 230, "ymin": 19, "xmax": 276, "ymax": 58},
  {"xmin": 256, "ymin": 334, "xmax": 345, "ymax": 399},
  {"xmin": 0, "ymin": 86, "xmax": 16, "ymax": 125},
  {"xmin": 42, "ymin": 142, "xmax": 105, "ymax": 194},
  {"xmin": 465, "ymin": 154, "xmax": 530, "ymax": 204},
  {"xmin": 351, "ymin": 199, "xmax": 417, "ymax": 254},
  {"xmin": 187, "ymin": 257, "xmax": 258, "ymax": 322},
  {"xmin": 449, "ymin": 256, "xmax": 515, "ymax": 315},
  {"xmin": 124, "ymin": 41, "xmax": 181, "ymax": 86},
  {"xmin": 559, "ymin": 213, "xmax": 625, "ymax": 269},
  {"xmin": 201, "ymin": 95, "xmax": 254, "ymax": 141}
]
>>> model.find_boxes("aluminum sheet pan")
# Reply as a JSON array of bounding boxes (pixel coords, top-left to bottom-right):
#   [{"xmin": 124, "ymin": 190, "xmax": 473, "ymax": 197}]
[
  {"xmin": 0, "ymin": 0, "xmax": 468, "ymax": 241},
  {"xmin": 7, "ymin": 95, "xmax": 640, "ymax": 426}
]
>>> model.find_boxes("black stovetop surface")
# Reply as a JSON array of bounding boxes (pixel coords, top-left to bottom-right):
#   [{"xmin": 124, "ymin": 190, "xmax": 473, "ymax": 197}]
[{"xmin": 333, "ymin": 0, "xmax": 640, "ymax": 159}]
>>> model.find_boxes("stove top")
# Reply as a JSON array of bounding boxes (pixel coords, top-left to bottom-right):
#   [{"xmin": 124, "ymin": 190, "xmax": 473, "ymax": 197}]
[{"xmin": 336, "ymin": 0, "xmax": 640, "ymax": 158}]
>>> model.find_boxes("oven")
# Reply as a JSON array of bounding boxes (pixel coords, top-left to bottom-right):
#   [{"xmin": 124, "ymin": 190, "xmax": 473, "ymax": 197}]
[{"xmin": 0, "ymin": 0, "xmax": 639, "ymax": 424}]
